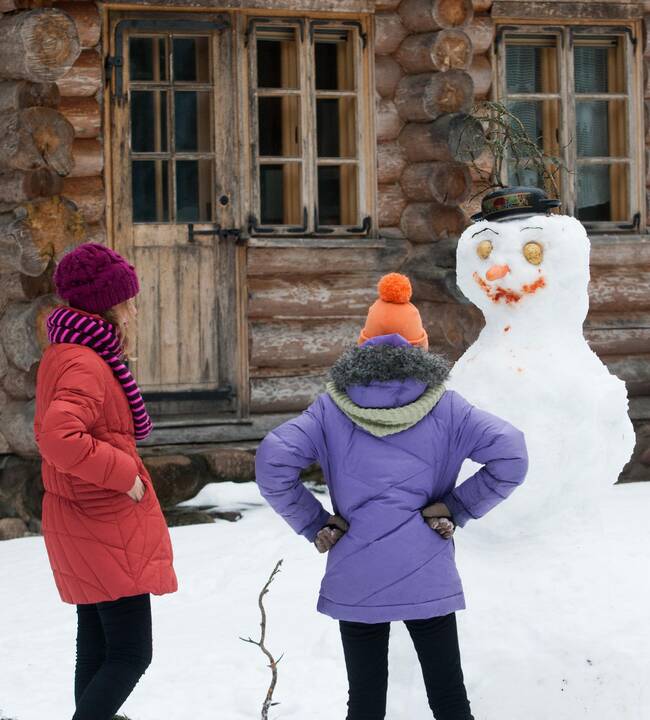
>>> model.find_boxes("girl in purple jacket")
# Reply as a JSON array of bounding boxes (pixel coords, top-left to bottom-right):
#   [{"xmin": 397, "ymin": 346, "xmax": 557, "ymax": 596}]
[{"xmin": 255, "ymin": 273, "xmax": 529, "ymax": 720}]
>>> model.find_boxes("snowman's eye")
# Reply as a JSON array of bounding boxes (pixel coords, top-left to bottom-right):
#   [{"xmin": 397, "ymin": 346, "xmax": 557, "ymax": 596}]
[
  {"xmin": 476, "ymin": 239, "xmax": 493, "ymax": 259},
  {"xmin": 523, "ymin": 241, "xmax": 543, "ymax": 265}
]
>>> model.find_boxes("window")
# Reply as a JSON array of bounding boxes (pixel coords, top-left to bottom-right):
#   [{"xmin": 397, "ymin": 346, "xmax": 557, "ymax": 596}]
[
  {"xmin": 128, "ymin": 33, "xmax": 216, "ymax": 223},
  {"xmin": 248, "ymin": 19, "xmax": 371, "ymax": 236},
  {"xmin": 497, "ymin": 26, "xmax": 641, "ymax": 231}
]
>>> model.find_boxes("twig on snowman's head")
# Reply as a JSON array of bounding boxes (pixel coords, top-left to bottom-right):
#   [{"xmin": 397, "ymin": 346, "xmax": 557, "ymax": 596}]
[{"xmin": 240, "ymin": 559, "xmax": 284, "ymax": 720}]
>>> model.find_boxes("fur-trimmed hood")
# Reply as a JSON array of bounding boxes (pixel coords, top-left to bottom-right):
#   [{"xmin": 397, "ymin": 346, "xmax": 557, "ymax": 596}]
[{"xmin": 330, "ymin": 334, "xmax": 450, "ymax": 391}]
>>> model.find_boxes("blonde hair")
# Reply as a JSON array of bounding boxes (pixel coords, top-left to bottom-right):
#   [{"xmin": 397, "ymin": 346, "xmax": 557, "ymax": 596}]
[{"xmin": 102, "ymin": 305, "xmax": 136, "ymax": 361}]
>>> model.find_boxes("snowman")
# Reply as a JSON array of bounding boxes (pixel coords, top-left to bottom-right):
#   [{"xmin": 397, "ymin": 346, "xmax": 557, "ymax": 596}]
[{"xmin": 446, "ymin": 186, "xmax": 635, "ymax": 536}]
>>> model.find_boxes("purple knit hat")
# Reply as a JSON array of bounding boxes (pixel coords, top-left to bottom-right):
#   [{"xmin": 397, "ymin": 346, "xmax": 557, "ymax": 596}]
[{"xmin": 54, "ymin": 243, "xmax": 139, "ymax": 314}]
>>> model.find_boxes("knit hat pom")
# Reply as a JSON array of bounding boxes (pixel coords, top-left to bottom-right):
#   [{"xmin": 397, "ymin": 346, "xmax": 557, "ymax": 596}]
[{"xmin": 377, "ymin": 273, "xmax": 412, "ymax": 304}]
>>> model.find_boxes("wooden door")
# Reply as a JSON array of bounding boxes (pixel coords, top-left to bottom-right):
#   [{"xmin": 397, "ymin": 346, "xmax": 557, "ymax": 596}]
[{"xmin": 109, "ymin": 13, "xmax": 243, "ymax": 418}]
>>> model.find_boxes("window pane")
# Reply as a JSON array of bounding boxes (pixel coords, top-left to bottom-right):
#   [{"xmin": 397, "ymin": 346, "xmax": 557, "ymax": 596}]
[
  {"xmin": 174, "ymin": 91, "xmax": 211, "ymax": 152},
  {"xmin": 258, "ymin": 96, "xmax": 301, "ymax": 156},
  {"xmin": 317, "ymin": 98, "xmax": 357, "ymax": 157},
  {"xmin": 260, "ymin": 163, "xmax": 302, "ymax": 225},
  {"xmin": 129, "ymin": 36, "xmax": 167, "ymax": 82},
  {"xmin": 173, "ymin": 37, "xmax": 210, "ymax": 83},
  {"xmin": 318, "ymin": 165, "xmax": 358, "ymax": 225},
  {"xmin": 577, "ymin": 164, "xmax": 629, "ymax": 222},
  {"xmin": 257, "ymin": 31, "xmax": 299, "ymax": 88},
  {"xmin": 131, "ymin": 91, "xmax": 168, "ymax": 152},
  {"xmin": 315, "ymin": 35, "xmax": 355, "ymax": 91},
  {"xmin": 505, "ymin": 42, "xmax": 558, "ymax": 94},
  {"xmin": 132, "ymin": 160, "xmax": 169, "ymax": 222},
  {"xmin": 506, "ymin": 99, "xmax": 560, "ymax": 153},
  {"xmin": 574, "ymin": 40, "xmax": 625, "ymax": 94},
  {"xmin": 176, "ymin": 159, "xmax": 213, "ymax": 222},
  {"xmin": 576, "ymin": 100, "xmax": 627, "ymax": 158}
]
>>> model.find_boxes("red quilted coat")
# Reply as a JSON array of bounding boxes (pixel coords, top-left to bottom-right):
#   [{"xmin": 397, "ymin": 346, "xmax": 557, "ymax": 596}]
[{"xmin": 34, "ymin": 343, "xmax": 178, "ymax": 604}]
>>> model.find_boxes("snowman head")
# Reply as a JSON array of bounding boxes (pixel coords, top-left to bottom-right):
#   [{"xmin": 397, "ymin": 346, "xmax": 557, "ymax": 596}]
[{"xmin": 457, "ymin": 188, "xmax": 591, "ymax": 329}]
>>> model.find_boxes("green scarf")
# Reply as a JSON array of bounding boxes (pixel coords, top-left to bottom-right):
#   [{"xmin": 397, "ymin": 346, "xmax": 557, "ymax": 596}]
[{"xmin": 325, "ymin": 381, "xmax": 446, "ymax": 437}]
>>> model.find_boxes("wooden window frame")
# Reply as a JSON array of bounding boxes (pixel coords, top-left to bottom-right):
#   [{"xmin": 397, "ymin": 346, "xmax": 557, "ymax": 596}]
[
  {"xmin": 246, "ymin": 17, "xmax": 373, "ymax": 238},
  {"xmin": 495, "ymin": 23, "xmax": 644, "ymax": 233}
]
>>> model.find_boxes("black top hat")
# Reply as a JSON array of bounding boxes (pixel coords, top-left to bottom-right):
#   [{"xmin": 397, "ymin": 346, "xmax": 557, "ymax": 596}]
[{"xmin": 471, "ymin": 186, "xmax": 561, "ymax": 223}]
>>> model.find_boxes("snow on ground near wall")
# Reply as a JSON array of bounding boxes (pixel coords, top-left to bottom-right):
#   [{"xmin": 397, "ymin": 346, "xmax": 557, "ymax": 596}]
[{"xmin": 1, "ymin": 480, "xmax": 649, "ymax": 720}]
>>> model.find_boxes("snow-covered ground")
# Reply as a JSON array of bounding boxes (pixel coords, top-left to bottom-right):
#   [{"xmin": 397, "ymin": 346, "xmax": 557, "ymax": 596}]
[{"xmin": 1, "ymin": 480, "xmax": 649, "ymax": 720}]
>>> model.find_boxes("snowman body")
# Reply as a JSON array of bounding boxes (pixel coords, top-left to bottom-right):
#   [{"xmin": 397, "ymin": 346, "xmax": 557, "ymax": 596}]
[{"xmin": 447, "ymin": 213, "xmax": 635, "ymax": 534}]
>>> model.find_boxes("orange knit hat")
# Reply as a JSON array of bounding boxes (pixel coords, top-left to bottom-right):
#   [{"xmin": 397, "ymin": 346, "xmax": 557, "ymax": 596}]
[{"xmin": 358, "ymin": 273, "xmax": 429, "ymax": 349}]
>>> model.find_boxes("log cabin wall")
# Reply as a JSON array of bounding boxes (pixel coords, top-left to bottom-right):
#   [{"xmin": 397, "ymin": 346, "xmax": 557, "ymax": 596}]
[
  {"xmin": 250, "ymin": 0, "xmax": 490, "ymax": 415},
  {"xmin": 0, "ymin": 0, "xmax": 649, "ymax": 487},
  {"xmin": 0, "ymin": 1, "xmax": 100, "ymax": 457}
]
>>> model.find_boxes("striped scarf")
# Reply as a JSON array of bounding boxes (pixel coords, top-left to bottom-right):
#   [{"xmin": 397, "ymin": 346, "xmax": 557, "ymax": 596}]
[{"xmin": 46, "ymin": 306, "xmax": 153, "ymax": 440}]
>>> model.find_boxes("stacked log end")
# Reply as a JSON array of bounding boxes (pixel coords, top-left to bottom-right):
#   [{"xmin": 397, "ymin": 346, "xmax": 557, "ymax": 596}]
[
  {"xmin": 0, "ymin": 2, "xmax": 103, "ymax": 457},
  {"xmin": 374, "ymin": 0, "xmax": 493, "ymax": 359}
]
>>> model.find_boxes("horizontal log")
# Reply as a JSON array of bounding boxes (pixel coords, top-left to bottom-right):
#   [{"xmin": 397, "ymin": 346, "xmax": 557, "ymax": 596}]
[
  {"xmin": 59, "ymin": 96, "xmax": 101, "ymax": 138},
  {"xmin": 251, "ymin": 373, "xmax": 328, "ymax": 413},
  {"xmin": 459, "ymin": 192, "xmax": 483, "ymax": 221},
  {"xmin": 374, "ymin": 12, "xmax": 408, "ymax": 56},
  {"xmin": 472, "ymin": 0, "xmax": 493, "ymax": 10},
  {"xmin": 601, "ymin": 355, "xmax": 650, "ymax": 397},
  {"xmin": 0, "ymin": 81, "xmax": 59, "ymax": 112},
  {"xmin": 585, "ymin": 314, "xmax": 650, "ymax": 363},
  {"xmin": 585, "ymin": 327, "xmax": 650, "ymax": 357},
  {"xmin": 250, "ymin": 319, "xmax": 363, "ymax": 368},
  {"xmin": 588, "ymin": 267, "xmax": 650, "ymax": 311},
  {"xmin": 0, "ymin": 345, "xmax": 7, "ymax": 383},
  {"xmin": 399, "ymin": 112, "xmax": 486, "ymax": 162},
  {"xmin": 378, "ymin": 182, "xmax": 407, "ymax": 227},
  {"xmin": 410, "ymin": 270, "xmax": 466, "ymax": 304},
  {"xmin": 0, "ymin": 169, "xmax": 63, "ymax": 210},
  {"xmin": 400, "ymin": 161, "xmax": 471, "ymax": 205},
  {"xmin": 0, "ymin": 295, "xmax": 58, "ymax": 372},
  {"xmin": 248, "ymin": 275, "xmax": 377, "ymax": 319},
  {"xmin": 0, "ymin": 196, "xmax": 83, "ymax": 275},
  {"xmin": 375, "ymin": 55, "xmax": 403, "ymax": 98},
  {"xmin": 0, "ymin": 10, "xmax": 80, "ymax": 83},
  {"xmin": 377, "ymin": 140, "xmax": 408, "ymax": 184},
  {"xmin": 396, "ymin": 30, "xmax": 472, "ymax": 74},
  {"xmin": 0, "ymin": 107, "xmax": 74, "ymax": 174},
  {"xmin": 589, "ymin": 240, "xmax": 650, "ymax": 267},
  {"xmin": 247, "ymin": 240, "xmax": 408, "ymax": 277},
  {"xmin": 3, "ymin": 364, "xmax": 37, "ymax": 400},
  {"xmin": 493, "ymin": 2, "xmax": 643, "ymax": 21},
  {"xmin": 376, "ymin": 95, "xmax": 403, "ymax": 142},
  {"xmin": 395, "ymin": 70, "xmax": 474, "ymax": 121},
  {"xmin": 418, "ymin": 300, "xmax": 484, "ymax": 357},
  {"xmin": 468, "ymin": 54, "xmax": 492, "ymax": 99},
  {"xmin": 464, "ymin": 14, "xmax": 495, "ymax": 55},
  {"xmin": 0, "ymin": 398, "xmax": 38, "ymax": 457},
  {"xmin": 62, "ymin": 175, "xmax": 105, "ymax": 223},
  {"xmin": 399, "ymin": 0, "xmax": 474, "ymax": 32},
  {"xmin": 401, "ymin": 201, "xmax": 468, "ymax": 242},
  {"xmin": 585, "ymin": 311, "xmax": 650, "ymax": 330},
  {"xmin": 54, "ymin": 1, "xmax": 100, "ymax": 49},
  {"xmin": 56, "ymin": 50, "xmax": 102, "ymax": 98},
  {"xmin": 0, "ymin": 270, "xmax": 53, "ymax": 305},
  {"xmin": 69, "ymin": 138, "xmax": 103, "ymax": 177},
  {"xmin": 83, "ymin": 220, "xmax": 107, "ymax": 244},
  {"xmin": 374, "ymin": 0, "xmax": 402, "ymax": 9}
]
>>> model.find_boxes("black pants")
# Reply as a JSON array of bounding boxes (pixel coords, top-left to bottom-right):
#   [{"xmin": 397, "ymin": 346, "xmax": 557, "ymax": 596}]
[
  {"xmin": 339, "ymin": 613, "xmax": 474, "ymax": 720},
  {"xmin": 73, "ymin": 593, "xmax": 153, "ymax": 720}
]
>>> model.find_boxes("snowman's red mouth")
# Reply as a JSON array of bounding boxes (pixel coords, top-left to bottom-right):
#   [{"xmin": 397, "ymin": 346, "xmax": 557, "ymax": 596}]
[{"xmin": 473, "ymin": 272, "xmax": 546, "ymax": 304}]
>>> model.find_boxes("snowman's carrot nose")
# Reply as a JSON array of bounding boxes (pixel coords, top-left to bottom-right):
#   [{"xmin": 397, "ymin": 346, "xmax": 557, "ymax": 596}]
[{"xmin": 486, "ymin": 264, "xmax": 510, "ymax": 281}]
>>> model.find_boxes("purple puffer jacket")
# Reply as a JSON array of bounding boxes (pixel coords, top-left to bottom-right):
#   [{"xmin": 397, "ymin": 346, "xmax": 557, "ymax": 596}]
[{"xmin": 255, "ymin": 334, "xmax": 528, "ymax": 622}]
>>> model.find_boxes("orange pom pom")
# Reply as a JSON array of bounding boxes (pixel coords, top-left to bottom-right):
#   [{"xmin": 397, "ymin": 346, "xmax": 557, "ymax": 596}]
[{"xmin": 377, "ymin": 273, "xmax": 412, "ymax": 304}]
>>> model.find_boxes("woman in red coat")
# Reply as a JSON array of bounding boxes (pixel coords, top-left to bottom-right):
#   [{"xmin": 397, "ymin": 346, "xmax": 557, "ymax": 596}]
[{"xmin": 34, "ymin": 243, "xmax": 177, "ymax": 720}]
